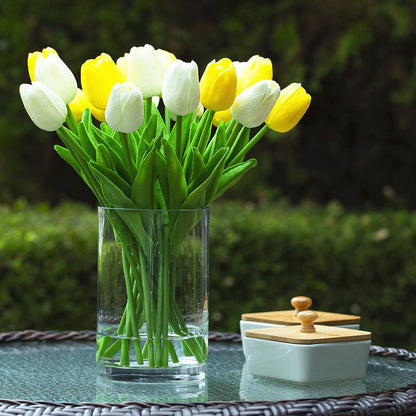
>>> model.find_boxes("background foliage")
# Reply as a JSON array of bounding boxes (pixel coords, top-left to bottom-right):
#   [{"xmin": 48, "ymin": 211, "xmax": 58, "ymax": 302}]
[
  {"xmin": 1, "ymin": 0, "xmax": 416, "ymax": 207},
  {"xmin": 0, "ymin": 0, "xmax": 415, "ymax": 350},
  {"xmin": 1, "ymin": 201, "xmax": 415, "ymax": 351}
]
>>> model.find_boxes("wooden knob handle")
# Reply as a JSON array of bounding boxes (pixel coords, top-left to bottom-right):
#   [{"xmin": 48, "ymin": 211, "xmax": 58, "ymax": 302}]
[
  {"xmin": 291, "ymin": 296, "xmax": 312, "ymax": 316},
  {"xmin": 298, "ymin": 310, "xmax": 318, "ymax": 333}
]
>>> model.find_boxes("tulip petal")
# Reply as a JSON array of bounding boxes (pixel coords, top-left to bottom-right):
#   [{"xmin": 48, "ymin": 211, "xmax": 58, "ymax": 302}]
[
  {"xmin": 20, "ymin": 81, "xmax": 67, "ymax": 131},
  {"xmin": 105, "ymin": 82, "xmax": 144, "ymax": 133},
  {"xmin": 127, "ymin": 44, "xmax": 165, "ymax": 98},
  {"xmin": 34, "ymin": 53, "xmax": 77, "ymax": 104},
  {"xmin": 162, "ymin": 60, "xmax": 200, "ymax": 116},
  {"xmin": 265, "ymin": 83, "xmax": 311, "ymax": 132},
  {"xmin": 231, "ymin": 80, "xmax": 280, "ymax": 128}
]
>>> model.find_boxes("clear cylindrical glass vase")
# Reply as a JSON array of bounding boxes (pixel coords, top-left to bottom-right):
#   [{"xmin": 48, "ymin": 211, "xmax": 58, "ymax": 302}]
[{"xmin": 96, "ymin": 207, "xmax": 209, "ymax": 382}]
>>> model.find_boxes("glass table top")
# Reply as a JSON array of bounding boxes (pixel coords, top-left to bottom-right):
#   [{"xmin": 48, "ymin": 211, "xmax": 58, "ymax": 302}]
[{"xmin": 0, "ymin": 340, "xmax": 415, "ymax": 404}]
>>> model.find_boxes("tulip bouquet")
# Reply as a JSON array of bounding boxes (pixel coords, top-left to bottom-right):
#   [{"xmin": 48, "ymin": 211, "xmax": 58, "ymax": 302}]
[{"xmin": 19, "ymin": 44, "xmax": 311, "ymax": 373}]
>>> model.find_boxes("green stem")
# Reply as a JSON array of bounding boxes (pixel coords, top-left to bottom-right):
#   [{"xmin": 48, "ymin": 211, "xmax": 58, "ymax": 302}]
[
  {"xmin": 168, "ymin": 340, "xmax": 179, "ymax": 363},
  {"xmin": 145, "ymin": 97, "xmax": 153, "ymax": 125},
  {"xmin": 96, "ymin": 335, "xmax": 112, "ymax": 361},
  {"xmin": 103, "ymin": 338, "xmax": 122, "ymax": 358},
  {"xmin": 122, "ymin": 249, "xmax": 143, "ymax": 364},
  {"xmin": 176, "ymin": 115, "xmax": 183, "ymax": 161},
  {"xmin": 119, "ymin": 132, "xmax": 136, "ymax": 183},
  {"xmin": 155, "ymin": 218, "xmax": 163, "ymax": 367},
  {"xmin": 162, "ymin": 217, "xmax": 170, "ymax": 367},
  {"xmin": 183, "ymin": 110, "xmax": 215, "ymax": 177},
  {"xmin": 225, "ymin": 126, "xmax": 249, "ymax": 165},
  {"xmin": 165, "ymin": 107, "xmax": 171, "ymax": 133},
  {"xmin": 228, "ymin": 124, "xmax": 270, "ymax": 166},
  {"xmin": 225, "ymin": 122, "xmax": 244, "ymax": 148},
  {"xmin": 196, "ymin": 110, "xmax": 215, "ymax": 154},
  {"xmin": 65, "ymin": 105, "xmax": 78, "ymax": 134},
  {"xmin": 225, "ymin": 118, "xmax": 237, "ymax": 137},
  {"xmin": 120, "ymin": 338, "xmax": 130, "ymax": 366},
  {"xmin": 138, "ymin": 248, "xmax": 155, "ymax": 367}
]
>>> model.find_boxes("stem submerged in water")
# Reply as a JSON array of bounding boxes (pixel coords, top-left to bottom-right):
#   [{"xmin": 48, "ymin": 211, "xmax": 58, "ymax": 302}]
[{"xmin": 97, "ymin": 208, "xmax": 208, "ymax": 370}]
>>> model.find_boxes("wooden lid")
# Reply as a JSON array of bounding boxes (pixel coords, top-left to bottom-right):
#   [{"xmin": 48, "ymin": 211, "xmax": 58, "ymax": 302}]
[
  {"xmin": 245, "ymin": 311, "xmax": 371, "ymax": 344},
  {"xmin": 241, "ymin": 295, "xmax": 360, "ymax": 326}
]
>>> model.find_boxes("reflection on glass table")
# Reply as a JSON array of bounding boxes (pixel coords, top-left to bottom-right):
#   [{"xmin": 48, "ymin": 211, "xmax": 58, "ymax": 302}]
[{"xmin": 0, "ymin": 340, "xmax": 415, "ymax": 403}]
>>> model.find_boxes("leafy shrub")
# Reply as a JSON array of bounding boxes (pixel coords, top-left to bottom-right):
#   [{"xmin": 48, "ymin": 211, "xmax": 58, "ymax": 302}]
[
  {"xmin": 0, "ymin": 200, "xmax": 97, "ymax": 330},
  {"xmin": 0, "ymin": 201, "xmax": 415, "ymax": 351}
]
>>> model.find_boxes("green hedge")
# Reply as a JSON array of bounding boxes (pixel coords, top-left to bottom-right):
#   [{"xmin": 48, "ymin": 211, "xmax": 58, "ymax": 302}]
[{"xmin": 0, "ymin": 201, "xmax": 415, "ymax": 351}]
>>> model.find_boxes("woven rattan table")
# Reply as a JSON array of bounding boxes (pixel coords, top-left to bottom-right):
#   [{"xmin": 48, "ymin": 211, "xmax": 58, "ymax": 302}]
[{"xmin": 0, "ymin": 330, "xmax": 415, "ymax": 415}]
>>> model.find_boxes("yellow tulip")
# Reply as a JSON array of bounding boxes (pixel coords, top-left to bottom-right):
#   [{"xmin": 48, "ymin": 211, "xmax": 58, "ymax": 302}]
[
  {"xmin": 236, "ymin": 55, "xmax": 273, "ymax": 95},
  {"xmin": 81, "ymin": 53, "xmax": 125, "ymax": 110},
  {"xmin": 265, "ymin": 83, "xmax": 311, "ymax": 132},
  {"xmin": 68, "ymin": 89, "xmax": 91, "ymax": 122},
  {"xmin": 90, "ymin": 105, "xmax": 106, "ymax": 123},
  {"xmin": 68, "ymin": 88, "xmax": 106, "ymax": 123},
  {"xmin": 27, "ymin": 47, "xmax": 58, "ymax": 81},
  {"xmin": 200, "ymin": 58, "xmax": 237, "ymax": 111},
  {"xmin": 212, "ymin": 108, "xmax": 232, "ymax": 127}
]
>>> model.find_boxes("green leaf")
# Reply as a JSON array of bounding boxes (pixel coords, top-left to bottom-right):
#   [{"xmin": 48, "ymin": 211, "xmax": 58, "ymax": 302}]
[
  {"xmin": 190, "ymin": 148, "xmax": 205, "ymax": 183},
  {"xmin": 205, "ymin": 151, "xmax": 229, "ymax": 204},
  {"xmin": 214, "ymin": 158, "xmax": 258, "ymax": 201},
  {"xmin": 89, "ymin": 161, "xmax": 131, "ymax": 197},
  {"xmin": 56, "ymin": 128, "xmax": 92, "ymax": 170},
  {"xmin": 54, "ymin": 145, "xmax": 81, "ymax": 176},
  {"xmin": 162, "ymin": 139, "xmax": 187, "ymax": 209},
  {"xmin": 78, "ymin": 122, "xmax": 96, "ymax": 160},
  {"xmin": 92, "ymin": 124, "xmax": 123, "ymax": 157},
  {"xmin": 100, "ymin": 122, "xmax": 116, "ymax": 137},
  {"xmin": 96, "ymin": 144, "xmax": 114, "ymax": 170},
  {"xmin": 188, "ymin": 147, "xmax": 228, "ymax": 194},
  {"xmin": 127, "ymin": 131, "xmax": 138, "ymax": 164},
  {"xmin": 56, "ymin": 127, "xmax": 105, "ymax": 205},
  {"xmin": 154, "ymin": 151, "xmax": 169, "ymax": 208},
  {"xmin": 81, "ymin": 107, "xmax": 93, "ymax": 128},
  {"xmin": 170, "ymin": 148, "xmax": 228, "ymax": 247},
  {"xmin": 90, "ymin": 164, "xmax": 135, "ymax": 209},
  {"xmin": 226, "ymin": 126, "xmax": 250, "ymax": 165},
  {"xmin": 131, "ymin": 147, "xmax": 156, "ymax": 208},
  {"xmin": 89, "ymin": 166, "xmax": 152, "ymax": 251},
  {"xmin": 91, "ymin": 127, "xmax": 130, "ymax": 182},
  {"xmin": 204, "ymin": 121, "xmax": 226, "ymax": 163},
  {"xmin": 141, "ymin": 114, "xmax": 158, "ymax": 143}
]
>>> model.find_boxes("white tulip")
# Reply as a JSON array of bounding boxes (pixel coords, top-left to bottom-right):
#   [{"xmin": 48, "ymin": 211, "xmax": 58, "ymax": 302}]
[
  {"xmin": 19, "ymin": 81, "xmax": 67, "ymax": 131},
  {"xmin": 162, "ymin": 60, "xmax": 200, "ymax": 116},
  {"xmin": 231, "ymin": 80, "xmax": 280, "ymax": 128},
  {"xmin": 34, "ymin": 53, "xmax": 77, "ymax": 104},
  {"xmin": 105, "ymin": 82, "xmax": 144, "ymax": 133},
  {"xmin": 126, "ymin": 44, "xmax": 165, "ymax": 98}
]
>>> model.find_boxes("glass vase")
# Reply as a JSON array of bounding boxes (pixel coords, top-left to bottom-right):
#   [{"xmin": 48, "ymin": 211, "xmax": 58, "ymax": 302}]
[{"xmin": 96, "ymin": 207, "xmax": 209, "ymax": 382}]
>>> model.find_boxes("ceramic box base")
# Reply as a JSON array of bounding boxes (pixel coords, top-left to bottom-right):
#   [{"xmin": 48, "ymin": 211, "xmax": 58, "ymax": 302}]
[{"xmin": 245, "ymin": 337, "xmax": 370, "ymax": 382}]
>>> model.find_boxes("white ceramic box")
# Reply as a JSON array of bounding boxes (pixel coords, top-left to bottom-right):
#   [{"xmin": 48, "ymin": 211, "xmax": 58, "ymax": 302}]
[{"xmin": 244, "ymin": 311, "xmax": 371, "ymax": 383}]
